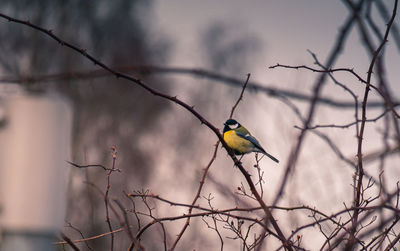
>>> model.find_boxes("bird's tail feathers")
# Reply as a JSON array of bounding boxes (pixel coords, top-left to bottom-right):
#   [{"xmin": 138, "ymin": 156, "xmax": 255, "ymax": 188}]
[
  {"xmin": 254, "ymin": 147, "xmax": 279, "ymax": 163},
  {"xmin": 264, "ymin": 151, "xmax": 279, "ymax": 163}
]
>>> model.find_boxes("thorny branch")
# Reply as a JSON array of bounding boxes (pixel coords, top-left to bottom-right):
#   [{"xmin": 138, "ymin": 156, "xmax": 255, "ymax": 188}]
[
  {"xmin": 0, "ymin": 11, "xmax": 294, "ymax": 249},
  {"xmin": 169, "ymin": 142, "xmax": 219, "ymax": 250},
  {"xmin": 229, "ymin": 73, "xmax": 251, "ymax": 119},
  {"xmin": 271, "ymin": 0, "xmax": 362, "ymax": 208},
  {"xmin": 1, "ymin": 0, "xmax": 400, "ymax": 250},
  {"xmin": 344, "ymin": 0, "xmax": 398, "ymax": 249},
  {"xmin": 1, "ymin": 66, "xmax": 398, "ymax": 109}
]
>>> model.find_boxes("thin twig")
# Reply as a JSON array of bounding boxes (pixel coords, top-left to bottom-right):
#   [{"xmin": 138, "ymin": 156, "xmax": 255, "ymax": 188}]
[
  {"xmin": 114, "ymin": 199, "xmax": 144, "ymax": 251},
  {"xmin": 66, "ymin": 161, "xmax": 121, "ymax": 172},
  {"xmin": 60, "ymin": 232, "xmax": 81, "ymax": 251},
  {"xmin": 229, "ymin": 73, "xmax": 250, "ymax": 119},
  {"xmin": 269, "ymin": 63, "xmax": 369, "ymax": 86},
  {"xmin": 271, "ymin": 1, "xmax": 359, "ymax": 208},
  {"xmin": 104, "ymin": 146, "xmax": 118, "ymax": 251},
  {"xmin": 343, "ymin": 0, "xmax": 398, "ymax": 249},
  {"xmin": 55, "ymin": 228, "xmax": 125, "ymax": 245},
  {"xmin": 65, "ymin": 222, "xmax": 94, "ymax": 251},
  {"xmin": 1, "ymin": 66, "xmax": 396, "ymax": 109},
  {"xmin": 169, "ymin": 142, "xmax": 219, "ymax": 250}
]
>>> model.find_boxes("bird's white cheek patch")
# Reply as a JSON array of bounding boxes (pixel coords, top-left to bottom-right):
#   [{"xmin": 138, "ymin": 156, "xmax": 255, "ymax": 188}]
[{"xmin": 229, "ymin": 124, "xmax": 238, "ymax": 129}]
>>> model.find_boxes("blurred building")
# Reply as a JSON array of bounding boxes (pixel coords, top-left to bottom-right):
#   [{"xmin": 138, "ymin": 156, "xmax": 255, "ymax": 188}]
[{"xmin": 0, "ymin": 87, "xmax": 72, "ymax": 251}]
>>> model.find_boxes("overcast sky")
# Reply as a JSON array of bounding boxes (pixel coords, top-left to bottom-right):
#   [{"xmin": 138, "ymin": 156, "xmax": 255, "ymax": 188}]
[
  {"xmin": 148, "ymin": 0, "xmax": 400, "ymax": 213},
  {"xmin": 152, "ymin": 1, "xmax": 399, "ymax": 96}
]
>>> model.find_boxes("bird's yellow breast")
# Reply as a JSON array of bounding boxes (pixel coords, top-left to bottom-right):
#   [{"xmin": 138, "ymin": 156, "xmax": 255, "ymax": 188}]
[{"xmin": 224, "ymin": 130, "xmax": 253, "ymax": 154}]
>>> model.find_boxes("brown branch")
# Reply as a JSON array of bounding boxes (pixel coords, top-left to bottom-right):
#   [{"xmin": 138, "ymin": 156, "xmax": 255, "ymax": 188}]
[
  {"xmin": 133, "ymin": 209, "xmax": 271, "ymax": 241},
  {"xmin": 131, "ymin": 190, "xmax": 400, "ymax": 242},
  {"xmin": 365, "ymin": 215, "xmax": 400, "ymax": 249},
  {"xmin": 271, "ymin": 1, "xmax": 359, "ymax": 207},
  {"xmin": 128, "ymin": 192, "xmax": 262, "ymax": 214},
  {"xmin": 201, "ymin": 214, "xmax": 224, "ymax": 251},
  {"xmin": 104, "ymin": 146, "xmax": 118, "ymax": 251},
  {"xmin": 329, "ymin": 185, "xmax": 400, "ymax": 249},
  {"xmin": 308, "ymin": 49, "xmax": 361, "ymax": 137},
  {"xmin": 0, "ymin": 12, "xmax": 307, "ymax": 250},
  {"xmin": 1, "ymin": 66, "xmax": 397, "ymax": 109},
  {"xmin": 66, "ymin": 160, "xmax": 121, "ymax": 172},
  {"xmin": 65, "ymin": 222, "xmax": 94, "ymax": 251},
  {"xmin": 55, "ymin": 198, "xmax": 400, "ymax": 247},
  {"xmin": 306, "ymin": 108, "xmax": 391, "ymax": 130},
  {"xmin": 229, "ymin": 73, "xmax": 250, "ymax": 119},
  {"xmin": 60, "ymin": 232, "xmax": 81, "ymax": 251},
  {"xmin": 383, "ymin": 225, "xmax": 400, "ymax": 251},
  {"xmin": 55, "ymin": 228, "xmax": 125, "ymax": 245},
  {"xmin": 269, "ymin": 63, "xmax": 369, "ymax": 85},
  {"xmin": 169, "ymin": 141, "xmax": 219, "ymax": 250},
  {"xmin": 270, "ymin": 50, "xmax": 397, "ymax": 123},
  {"xmin": 114, "ymin": 199, "xmax": 144, "ymax": 251},
  {"xmin": 374, "ymin": 0, "xmax": 400, "ymax": 50},
  {"xmin": 343, "ymin": 0, "xmax": 398, "ymax": 249}
]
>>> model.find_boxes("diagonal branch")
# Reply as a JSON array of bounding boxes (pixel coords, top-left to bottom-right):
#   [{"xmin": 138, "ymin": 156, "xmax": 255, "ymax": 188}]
[
  {"xmin": 343, "ymin": 0, "xmax": 398, "ymax": 249},
  {"xmin": 269, "ymin": 63, "xmax": 369, "ymax": 85},
  {"xmin": 1, "ymin": 66, "xmax": 397, "ymax": 109},
  {"xmin": 229, "ymin": 73, "xmax": 250, "ymax": 119},
  {"xmin": 271, "ymin": 0, "xmax": 361, "ymax": 208},
  {"xmin": 169, "ymin": 142, "xmax": 219, "ymax": 250},
  {"xmin": 0, "ymin": 12, "xmax": 293, "ymax": 250}
]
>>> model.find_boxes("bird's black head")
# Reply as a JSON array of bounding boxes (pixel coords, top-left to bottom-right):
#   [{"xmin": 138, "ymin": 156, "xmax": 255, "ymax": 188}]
[{"xmin": 223, "ymin": 119, "xmax": 240, "ymax": 133}]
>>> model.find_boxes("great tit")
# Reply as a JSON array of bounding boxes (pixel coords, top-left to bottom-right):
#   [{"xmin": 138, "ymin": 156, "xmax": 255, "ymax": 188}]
[{"xmin": 223, "ymin": 119, "xmax": 279, "ymax": 163}]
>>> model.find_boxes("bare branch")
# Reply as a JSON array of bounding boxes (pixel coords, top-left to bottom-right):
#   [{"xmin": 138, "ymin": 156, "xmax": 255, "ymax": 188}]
[
  {"xmin": 229, "ymin": 73, "xmax": 250, "ymax": 119},
  {"xmin": 66, "ymin": 161, "xmax": 121, "ymax": 172},
  {"xmin": 169, "ymin": 142, "xmax": 219, "ymax": 250}
]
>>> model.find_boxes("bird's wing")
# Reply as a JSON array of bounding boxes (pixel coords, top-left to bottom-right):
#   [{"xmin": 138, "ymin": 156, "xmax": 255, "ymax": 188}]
[
  {"xmin": 236, "ymin": 131, "xmax": 279, "ymax": 163},
  {"xmin": 235, "ymin": 131, "xmax": 264, "ymax": 152},
  {"xmin": 235, "ymin": 126, "xmax": 250, "ymax": 135}
]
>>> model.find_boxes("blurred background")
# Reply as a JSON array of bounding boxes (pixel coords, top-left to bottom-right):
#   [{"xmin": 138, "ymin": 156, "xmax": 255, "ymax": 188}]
[{"xmin": 0, "ymin": 0, "xmax": 399, "ymax": 250}]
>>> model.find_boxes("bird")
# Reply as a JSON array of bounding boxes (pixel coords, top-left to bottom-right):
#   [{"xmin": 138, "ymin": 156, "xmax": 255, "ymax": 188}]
[{"xmin": 223, "ymin": 119, "xmax": 279, "ymax": 163}]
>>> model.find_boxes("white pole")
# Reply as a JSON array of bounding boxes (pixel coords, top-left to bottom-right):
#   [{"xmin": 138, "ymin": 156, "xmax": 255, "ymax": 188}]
[{"xmin": 0, "ymin": 92, "xmax": 72, "ymax": 251}]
